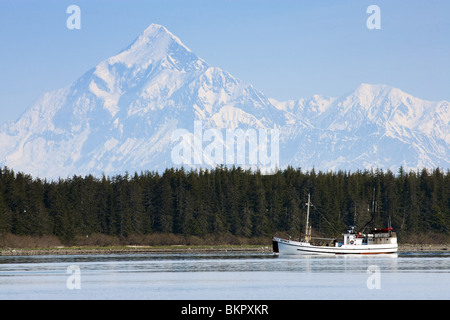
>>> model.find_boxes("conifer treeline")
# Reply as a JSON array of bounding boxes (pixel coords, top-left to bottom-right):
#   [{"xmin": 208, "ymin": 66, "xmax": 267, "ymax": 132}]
[{"xmin": 0, "ymin": 166, "xmax": 448, "ymax": 244}]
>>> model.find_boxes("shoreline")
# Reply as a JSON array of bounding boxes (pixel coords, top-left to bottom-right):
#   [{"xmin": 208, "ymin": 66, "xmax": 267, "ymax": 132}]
[
  {"xmin": 0, "ymin": 244, "xmax": 449, "ymax": 256},
  {"xmin": 0, "ymin": 245, "xmax": 272, "ymax": 256},
  {"xmin": 398, "ymin": 244, "xmax": 449, "ymax": 252}
]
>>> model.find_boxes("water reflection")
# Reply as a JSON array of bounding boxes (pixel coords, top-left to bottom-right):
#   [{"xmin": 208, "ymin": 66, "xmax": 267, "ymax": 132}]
[
  {"xmin": 1, "ymin": 251, "xmax": 449, "ymax": 300},
  {"xmin": 1, "ymin": 251, "xmax": 449, "ymax": 275}
]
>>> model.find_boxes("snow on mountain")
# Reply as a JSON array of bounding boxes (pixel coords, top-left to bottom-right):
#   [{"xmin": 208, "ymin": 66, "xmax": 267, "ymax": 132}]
[
  {"xmin": 0, "ymin": 24, "xmax": 448, "ymax": 179},
  {"xmin": 278, "ymin": 83, "xmax": 449, "ymax": 171}
]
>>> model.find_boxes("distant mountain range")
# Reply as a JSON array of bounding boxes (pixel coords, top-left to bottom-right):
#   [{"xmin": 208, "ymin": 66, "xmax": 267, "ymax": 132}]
[{"xmin": 0, "ymin": 24, "xmax": 448, "ymax": 179}]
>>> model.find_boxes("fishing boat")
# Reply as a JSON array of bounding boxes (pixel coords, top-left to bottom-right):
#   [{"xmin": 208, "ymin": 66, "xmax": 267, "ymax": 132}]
[{"xmin": 272, "ymin": 194, "xmax": 398, "ymax": 255}]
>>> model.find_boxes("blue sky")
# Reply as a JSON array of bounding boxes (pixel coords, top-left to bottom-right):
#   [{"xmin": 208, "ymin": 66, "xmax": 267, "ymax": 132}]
[{"xmin": 0, "ymin": 0, "xmax": 449, "ymax": 122}]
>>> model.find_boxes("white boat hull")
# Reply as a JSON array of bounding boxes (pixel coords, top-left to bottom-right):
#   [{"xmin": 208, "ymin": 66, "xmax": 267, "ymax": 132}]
[{"xmin": 273, "ymin": 237, "xmax": 398, "ymax": 255}]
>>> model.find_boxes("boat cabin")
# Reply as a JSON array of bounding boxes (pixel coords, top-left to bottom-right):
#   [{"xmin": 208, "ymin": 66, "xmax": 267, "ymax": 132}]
[{"xmin": 336, "ymin": 227, "xmax": 397, "ymax": 247}]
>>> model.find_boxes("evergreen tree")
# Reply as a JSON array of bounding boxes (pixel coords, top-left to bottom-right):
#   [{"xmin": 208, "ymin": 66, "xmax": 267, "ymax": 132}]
[
  {"xmin": 153, "ymin": 171, "xmax": 174, "ymax": 233},
  {"xmin": 0, "ymin": 165, "xmax": 448, "ymax": 244},
  {"xmin": 0, "ymin": 180, "xmax": 10, "ymax": 233}
]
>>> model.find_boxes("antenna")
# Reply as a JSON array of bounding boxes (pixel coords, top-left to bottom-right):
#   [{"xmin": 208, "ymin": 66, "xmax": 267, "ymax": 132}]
[
  {"xmin": 372, "ymin": 187, "xmax": 376, "ymax": 214},
  {"xmin": 304, "ymin": 193, "xmax": 312, "ymax": 243},
  {"xmin": 357, "ymin": 187, "xmax": 377, "ymax": 234}
]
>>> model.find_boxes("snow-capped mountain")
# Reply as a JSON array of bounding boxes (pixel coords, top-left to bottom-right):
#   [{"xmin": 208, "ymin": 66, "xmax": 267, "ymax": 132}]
[
  {"xmin": 0, "ymin": 24, "xmax": 448, "ymax": 179},
  {"xmin": 272, "ymin": 83, "xmax": 449, "ymax": 171}
]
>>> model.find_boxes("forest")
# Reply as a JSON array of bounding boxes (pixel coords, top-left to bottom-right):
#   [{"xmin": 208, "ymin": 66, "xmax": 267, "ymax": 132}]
[{"xmin": 0, "ymin": 166, "xmax": 449, "ymax": 247}]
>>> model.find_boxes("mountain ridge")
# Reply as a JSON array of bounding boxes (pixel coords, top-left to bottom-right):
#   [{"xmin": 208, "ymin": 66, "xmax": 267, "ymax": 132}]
[{"xmin": 0, "ymin": 24, "xmax": 448, "ymax": 179}]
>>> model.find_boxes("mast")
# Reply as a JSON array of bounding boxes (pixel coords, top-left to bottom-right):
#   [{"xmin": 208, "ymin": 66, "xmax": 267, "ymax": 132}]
[
  {"xmin": 305, "ymin": 193, "xmax": 312, "ymax": 243},
  {"xmin": 357, "ymin": 188, "xmax": 376, "ymax": 234}
]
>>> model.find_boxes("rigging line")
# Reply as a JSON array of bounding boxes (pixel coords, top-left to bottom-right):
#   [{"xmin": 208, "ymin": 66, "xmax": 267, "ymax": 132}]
[
  {"xmin": 305, "ymin": 204, "xmax": 342, "ymax": 236},
  {"xmin": 318, "ymin": 211, "xmax": 342, "ymax": 235},
  {"xmin": 357, "ymin": 187, "xmax": 377, "ymax": 234}
]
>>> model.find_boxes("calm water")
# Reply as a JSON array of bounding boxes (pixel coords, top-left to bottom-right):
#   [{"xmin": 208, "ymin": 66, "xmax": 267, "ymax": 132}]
[{"xmin": 0, "ymin": 251, "xmax": 449, "ymax": 300}]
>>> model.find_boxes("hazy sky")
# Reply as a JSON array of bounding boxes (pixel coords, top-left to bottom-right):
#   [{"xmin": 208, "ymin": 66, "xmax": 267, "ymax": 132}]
[{"xmin": 0, "ymin": 0, "xmax": 449, "ymax": 122}]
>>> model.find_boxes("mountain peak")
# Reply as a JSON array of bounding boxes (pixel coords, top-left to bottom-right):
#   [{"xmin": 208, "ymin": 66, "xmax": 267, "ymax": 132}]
[
  {"xmin": 353, "ymin": 83, "xmax": 392, "ymax": 98},
  {"xmin": 353, "ymin": 83, "xmax": 420, "ymax": 101},
  {"xmin": 345, "ymin": 83, "xmax": 417, "ymax": 113},
  {"xmin": 108, "ymin": 23, "xmax": 194, "ymax": 68},
  {"xmin": 143, "ymin": 23, "xmax": 169, "ymax": 34},
  {"xmin": 140, "ymin": 23, "xmax": 190, "ymax": 51}
]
